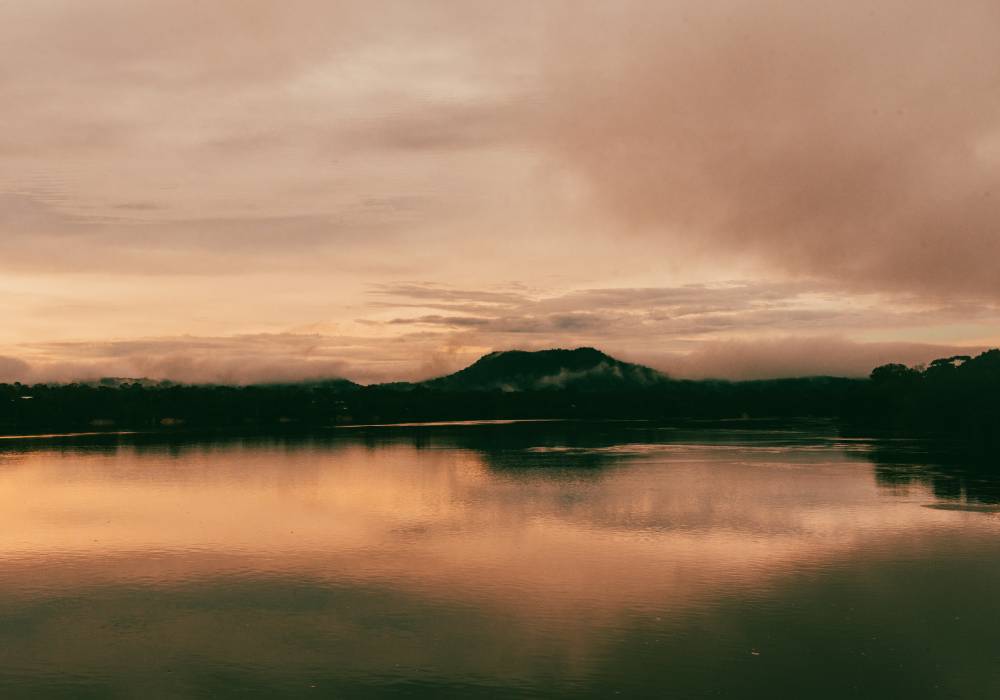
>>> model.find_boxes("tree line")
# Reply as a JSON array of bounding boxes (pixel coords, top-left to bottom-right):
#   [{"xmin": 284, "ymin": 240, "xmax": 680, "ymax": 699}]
[{"xmin": 1, "ymin": 350, "xmax": 996, "ymax": 447}]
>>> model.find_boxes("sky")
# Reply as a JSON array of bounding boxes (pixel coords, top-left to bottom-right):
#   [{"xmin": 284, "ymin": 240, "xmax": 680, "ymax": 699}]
[{"xmin": 1, "ymin": 0, "xmax": 999, "ymax": 384}]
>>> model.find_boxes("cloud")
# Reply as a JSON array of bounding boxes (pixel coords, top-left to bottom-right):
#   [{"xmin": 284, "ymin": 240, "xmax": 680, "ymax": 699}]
[
  {"xmin": 535, "ymin": 0, "xmax": 1000, "ymax": 299},
  {"xmin": 388, "ymin": 315, "xmax": 492, "ymax": 328},
  {"xmin": 11, "ymin": 334, "xmax": 368, "ymax": 385},
  {"xmin": 1, "ymin": 280, "xmax": 995, "ymax": 385},
  {"xmin": 363, "ymin": 282, "xmax": 1000, "ymax": 379},
  {"xmin": 372, "ymin": 283, "xmax": 529, "ymax": 306},
  {"xmin": 371, "ymin": 280, "xmax": 998, "ymax": 341},
  {"xmin": 1, "ymin": 2, "xmax": 997, "ymax": 380},
  {"xmin": 649, "ymin": 337, "xmax": 989, "ymax": 380},
  {"xmin": 0, "ymin": 193, "xmax": 409, "ymax": 275},
  {"xmin": 0, "ymin": 356, "xmax": 31, "ymax": 383},
  {"xmin": 5, "ymin": 330, "xmax": 987, "ymax": 386},
  {"xmin": 5, "ymin": 2, "xmax": 997, "ymax": 297}
]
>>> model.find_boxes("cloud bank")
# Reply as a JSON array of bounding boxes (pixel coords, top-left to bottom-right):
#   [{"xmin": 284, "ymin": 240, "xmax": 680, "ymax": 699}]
[{"xmin": 535, "ymin": 0, "xmax": 1000, "ymax": 297}]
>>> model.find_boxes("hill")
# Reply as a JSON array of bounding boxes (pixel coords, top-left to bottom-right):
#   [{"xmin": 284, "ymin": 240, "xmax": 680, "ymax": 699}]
[
  {"xmin": 419, "ymin": 347, "xmax": 669, "ymax": 392},
  {"xmin": 8, "ymin": 346, "xmax": 996, "ymax": 439},
  {"xmin": 843, "ymin": 348, "xmax": 1000, "ymax": 447}
]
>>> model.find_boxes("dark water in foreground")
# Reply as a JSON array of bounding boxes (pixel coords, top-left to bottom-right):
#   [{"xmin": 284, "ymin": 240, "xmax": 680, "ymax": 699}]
[{"xmin": 1, "ymin": 421, "xmax": 999, "ymax": 698}]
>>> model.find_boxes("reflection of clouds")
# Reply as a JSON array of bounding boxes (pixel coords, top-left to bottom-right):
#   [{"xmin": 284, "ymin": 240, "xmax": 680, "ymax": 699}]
[
  {"xmin": 2, "ymin": 431, "xmax": 1000, "ymax": 693},
  {"xmin": 0, "ymin": 432, "xmax": 985, "ymax": 609},
  {"xmin": 867, "ymin": 441, "xmax": 1000, "ymax": 505}
]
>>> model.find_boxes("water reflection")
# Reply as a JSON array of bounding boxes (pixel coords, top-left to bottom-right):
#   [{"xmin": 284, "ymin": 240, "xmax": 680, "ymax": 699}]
[
  {"xmin": 867, "ymin": 439, "xmax": 1000, "ymax": 505},
  {"xmin": 1, "ymin": 422, "xmax": 999, "ymax": 698}
]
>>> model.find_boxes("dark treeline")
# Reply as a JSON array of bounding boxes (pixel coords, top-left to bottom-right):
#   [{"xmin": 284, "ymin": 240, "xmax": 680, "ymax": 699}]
[
  {"xmin": 0, "ymin": 377, "xmax": 857, "ymax": 434},
  {"xmin": 0, "ymin": 349, "xmax": 997, "ymax": 446},
  {"xmin": 842, "ymin": 349, "xmax": 1000, "ymax": 447}
]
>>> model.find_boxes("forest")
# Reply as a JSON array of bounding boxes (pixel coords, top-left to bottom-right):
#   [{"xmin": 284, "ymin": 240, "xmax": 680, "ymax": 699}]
[{"xmin": 0, "ymin": 349, "xmax": 996, "ymax": 448}]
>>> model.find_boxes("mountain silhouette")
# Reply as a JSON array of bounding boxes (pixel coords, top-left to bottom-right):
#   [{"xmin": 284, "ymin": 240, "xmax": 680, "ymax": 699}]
[
  {"xmin": 11, "ymin": 346, "xmax": 998, "ymax": 433},
  {"xmin": 419, "ymin": 347, "xmax": 669, "ymax": 392}
]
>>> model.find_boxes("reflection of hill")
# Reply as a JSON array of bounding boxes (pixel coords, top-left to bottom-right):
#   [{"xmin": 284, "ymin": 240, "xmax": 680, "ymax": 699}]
[
  {"xmin": 867, "ymin": 439, "xmax": 1000, "ymax": 504},
  {"xmin": 13, "ymin": 420, "xmax": 999, "ymax": 507},
  {"xmin": 4, "ymin": 421, "xmax": 1000, "ymax": 698}
]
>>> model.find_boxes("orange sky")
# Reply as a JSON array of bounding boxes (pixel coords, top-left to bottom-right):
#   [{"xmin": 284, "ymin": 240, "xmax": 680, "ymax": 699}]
[{"xmin": 1, "ymin": 1, "xmax": 998, "ymax": 383}]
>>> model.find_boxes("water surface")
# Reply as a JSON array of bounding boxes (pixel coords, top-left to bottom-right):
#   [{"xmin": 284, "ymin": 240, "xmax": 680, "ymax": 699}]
[{"xmin": 1, "ymin": 421, "xmax": 999, "ymax": 698}]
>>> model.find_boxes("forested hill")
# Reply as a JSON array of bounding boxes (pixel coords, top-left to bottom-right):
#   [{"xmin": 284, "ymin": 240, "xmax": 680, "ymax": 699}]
[
  {"xmin": 0, "ymin": 348, "xmax": 996, "ymax": 446},
  {"xmin": 842, "ymin": 349, "xmax": 1000, "ymax": 445},
  {"xmin": 418, "ymin": 347, "xmax": 669, "ymax": 392},
  {"xmin": 0, "ymin": 346, "xmax": 851, "ymax": 432}
]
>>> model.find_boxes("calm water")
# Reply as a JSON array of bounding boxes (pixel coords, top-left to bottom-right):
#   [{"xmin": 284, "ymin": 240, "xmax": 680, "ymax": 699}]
[{"xmin": 1, "ymin": 421, "xmax": 999, "ymax": 698}]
